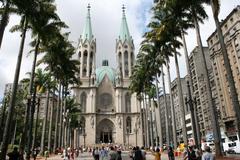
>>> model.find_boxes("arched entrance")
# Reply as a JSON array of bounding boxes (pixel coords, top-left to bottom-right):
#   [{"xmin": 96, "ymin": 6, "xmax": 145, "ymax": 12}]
[{"xmin": 96, "ymin": 119, "xmax": 115, "ymax": 143}]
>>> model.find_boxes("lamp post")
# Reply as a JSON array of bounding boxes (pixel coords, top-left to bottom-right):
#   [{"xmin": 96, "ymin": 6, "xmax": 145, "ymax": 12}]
[
  {"xmin": 134, "ymin": 122, "xmax": 138, "ymax": 146},
  {"xmin": 83, "ymin": 128, "xmax": 86, "ymax": 148},
  {"xmin": 126, "ymin": 126, "xmax": 130, "ymax": 149},
  {"xmin": 185, "ymin": 81, "xmax": 199, "ymax": 148}
]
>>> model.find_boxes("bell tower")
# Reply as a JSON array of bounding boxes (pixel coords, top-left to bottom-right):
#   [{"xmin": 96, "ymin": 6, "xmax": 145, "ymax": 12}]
[
  {"xmin": 116, "ymin": 5, "xmax": 135, "ymax": 82},
  {"xmin": 77, "ymin": 4, "xmax": 96, "ymax": 86}
]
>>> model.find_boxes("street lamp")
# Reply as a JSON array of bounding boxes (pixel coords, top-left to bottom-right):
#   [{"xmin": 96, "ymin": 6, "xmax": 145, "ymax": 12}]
[
  {"xmin": 185, "ymin": 81, "xmax": 199, "ymax": 148},
  {"xmin": 83, "ymin": 128, "xmax": 86, "ymax": 148},
  {"xmin": 126, "ymin": 126, "xmax": 130, "ymax": 149},
  {"xmin": 134, "ymin": 122, "xmax": 138, "ymax": 146}
]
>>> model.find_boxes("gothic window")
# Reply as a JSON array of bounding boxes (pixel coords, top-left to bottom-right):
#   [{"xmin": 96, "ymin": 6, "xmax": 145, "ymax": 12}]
[
  {"xmin": 83, "ymin": 50, "xmax": 88, "ymax": 65},
  {"xmin": 83, "ymin": 68, "xmax": 87, "ymax": 77},
  {"xmin": 89, "ymin": 52, "xmax": 93, "ymax": 75},
  {"xmin": 126, "ymin": 117, "xmax": 132, "ymax": 133},
  {"xmin": 118, "ymin": 52, "xmax": 122, "ymax": 67},
  {"xmin": 125, "ymin": 92, "xmax": 131, "ymax": 113},
  {"xmin": 80, "ymin": 117, "xmax": 86, "ymax": 134},
  {"xmin": 78, "ymin": 51, "xmax": 81, "ymax": 58},
  {"xmin": 80, "ymin": 92, "xmax": 87, "ymax": 113},
  {"xmin": 100, "ymin": 93, "xmax": 112, "ymax": 109},
  {"xmin": 124, "ymin": 51, "xmax": 129, "ymax": 77}
]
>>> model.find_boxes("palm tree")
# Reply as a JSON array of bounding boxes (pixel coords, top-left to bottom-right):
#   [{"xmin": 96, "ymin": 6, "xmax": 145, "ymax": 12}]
[
  {"xmin": 39, "ymin": 72, "xmax": 52, "ymax": 154},
  {"xmin": 0, "ymin": 16, "xmax": 28, "ymax": 159},
  {"xmin": 206, "ymin": 0, "xmax": 240, "ymax": 141},
  {"xmin": 0, "ymin": 0, "xmax": 59, "ymax": 158},
  {"xmin": 185, "ymin": 0, "xmax": 222, "ymax": 155},
  {"xmin": 32, "ymin": 68, "xmax": 49, "ymax": 150},
  {"xmin": 166, "ymin": 62, "xmax": 177, "ymax": 148},
  {"xmin": 0, "ymin": 0, "xmax": 19, "ymax": 48}
]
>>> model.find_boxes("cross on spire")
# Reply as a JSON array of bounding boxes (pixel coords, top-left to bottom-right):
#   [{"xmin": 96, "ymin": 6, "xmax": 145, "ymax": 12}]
[
  {"xmin": 122, "ymin": 4, "xmax": 125, "ymax": 15},
  {"xmin": 87, "ymin": 3, "xmax": 91, "ymax": 11}
]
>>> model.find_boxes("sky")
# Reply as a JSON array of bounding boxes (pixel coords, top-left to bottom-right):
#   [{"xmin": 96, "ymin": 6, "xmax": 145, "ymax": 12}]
[{"xmin": 0, "ymin": 0, "xmax": 239, "ymax": 99}]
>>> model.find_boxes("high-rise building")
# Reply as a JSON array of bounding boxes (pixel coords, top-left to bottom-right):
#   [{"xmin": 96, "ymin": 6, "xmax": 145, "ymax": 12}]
[
  {"xmin": 188, "ymin": 46, "xmax": 220, "ymax": 141},
  {"xmin": 207, "ymin": 6, "xmax": 240, "ymax": 137},
  {"xmin": 155, "ymin": 94, "xmax": 172, "ymax": 144},
  {"xmin": 72, "ymin": 5, "xmax": 143, "ymax": 146},
  {"xmin": 171, "ymin": 77, "xmax": 190, "ymax": 144}
]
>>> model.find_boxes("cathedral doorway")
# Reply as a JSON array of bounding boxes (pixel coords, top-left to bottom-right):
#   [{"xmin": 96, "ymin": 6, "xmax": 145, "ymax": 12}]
[{"xmin": 96, "ymin": 119, "xmax": 115, "ymax": 143}]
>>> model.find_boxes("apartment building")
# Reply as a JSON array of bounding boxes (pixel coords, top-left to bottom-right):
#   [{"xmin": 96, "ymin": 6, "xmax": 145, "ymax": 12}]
[{"xmin": 207, "ymin": 6, "xmax": 240, "ymax": 137}]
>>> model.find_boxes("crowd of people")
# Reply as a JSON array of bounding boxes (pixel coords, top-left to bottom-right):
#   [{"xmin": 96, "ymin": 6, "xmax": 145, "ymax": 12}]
[{"xmin": 5, "ymin": 143, "xmax": 215, "ymax": 160}]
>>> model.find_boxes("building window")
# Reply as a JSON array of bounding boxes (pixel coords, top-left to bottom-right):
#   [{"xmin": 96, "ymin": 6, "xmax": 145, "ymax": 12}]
[
  {"xmin": 126, "ymin": 117, "xmax": 132, "ymax": 133},
  {"xmin": 80, "ymin": 92, "xmax": 87, "ymax": 113},
  {"xmin": 124, "ymin": 51, "xmax": 129, "ymax": 77},
  {"xmin": 125, "ymin": 92, "xmax": 131, "ymax": 113}
]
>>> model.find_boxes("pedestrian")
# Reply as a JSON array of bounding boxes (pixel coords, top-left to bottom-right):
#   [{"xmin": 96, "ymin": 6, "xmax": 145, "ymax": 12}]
[
  {"xmin": 168, "ymin": 146, "xmax": 175, "ymax": 160},
  {"xmin": 7, "ymin": 147, "xmax": 20, "ymax": 160},
  {"xmin": 44, "ymin": 148, "xmax": 49, "ymax": 160},
  {"xmin": 32, "ymin": 148, "xmax": 38, "ymax": 160},
  {"xmin": 152, "ymin": 148, "xmax": 161, "ymax": 160},
  {"xmin": 141, "ymin": 146, "xmax": 146, "ymax": 160},
  {"xmin": 94, "ymin": 147, "xmax": 100, "ymax": 160},
  {"xmin": 134, "ymin": 146, "xmax": 143, "ymax": 160},
  {"xmin": 99, "ymin": 146, "xmax": 108, "ymax": 160},
  {"xmin": 116, "ymin": 149, "xmax": 122, "ymax": 160},
  {"xmin": 129, "ymin": 147, "xmax": 135, "ymax": 160},
  {"xmin": 109, "ymin": 146, "xmax": 117, "ymax": 160},
  {"xmin": 63, "ymin": 148, "xmax": 68, "ymax": 160},
  {"xmin": 184, "ymin": 146, "xmax": 197, "ymax": 160},
  {"xmin": 202, "ymin": 146, "xmax": 215, "ymax": 160}
]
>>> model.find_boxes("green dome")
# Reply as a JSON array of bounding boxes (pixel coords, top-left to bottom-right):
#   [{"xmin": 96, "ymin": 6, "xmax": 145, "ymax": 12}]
[{"xmin": 96, "ymin": 66, "xmax": 116, "ymax": 85}]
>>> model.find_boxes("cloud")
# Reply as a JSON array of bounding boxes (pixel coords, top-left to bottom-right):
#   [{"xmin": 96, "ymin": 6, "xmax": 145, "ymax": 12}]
[{"xmin": 0, "ymin": 0, "xmax": 238, "ymax": 97}]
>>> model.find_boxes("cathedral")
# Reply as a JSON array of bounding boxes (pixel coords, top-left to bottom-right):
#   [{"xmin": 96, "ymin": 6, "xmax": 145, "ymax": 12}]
[{"xmin": 72, "ymin": 5, "xmax": 143, "ymax": 147}]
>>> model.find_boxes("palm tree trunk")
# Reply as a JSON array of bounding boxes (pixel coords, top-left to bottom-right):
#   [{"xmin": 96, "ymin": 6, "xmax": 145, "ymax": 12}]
[
  {"xmin": 152, "ymin": 98, "xmax": 158, "ymax": 147},
  {"xmin": 161, "ymin": 66, "xmax": 170, "ymax": 145},
  {"xmin": 155, "ymin": 75, "xmax": 163, "ymax": 147},
  {"xmin": 40, "ymin": 89, "xmax": 50, "ymax": 154},
  {"xmin": 211, "ymin": 2, "xmax": 240, "ymax": 142},
  {"xmin": 174, "ymin": 51, "xmax": 187, "ymax": 144},
  {"xmin": 48, "ymin": 93, "xmax": 55, "ymax": 152},
  {"xmin": 0, "ymin": 94, "xmax": 9, "ymax": 142},
  {"xmin": 182, "ymin": 31, "xmax": 201, "ymax": 147},
  {"xmin": 0, "ymin": 0, "xmax": 10, "ymax": 48},
  {"xmin": 58, "ymin": 85, "xmax": 64, "ymax": 147},
  {"xmin": 149, "ymin": 97, "xmax": 154, "ymax": 147},
  {"xmin": 0, "ymin": 17, "xmax": 28, "ymax": 160},
  {"xmin": 167, "ymin": 62, "xmax": 177, "ymax": 148},
  {"xmin": 142, "ymin": 94, "xmax": 147, "ymax": 147},
  {"xmin": 193, "ymin": 13, "xmax": 222, "ymax": 156},
  {"xmin": 53, "ymin": 84, "xmax": 61, "ymax": 150},
  {"xmin": 26, "ymin": 38, "xmax": 40, "ymax": 160},
  {"xmin": 32, "ymin": 97, "xmax": 40, "ymax": 149}
]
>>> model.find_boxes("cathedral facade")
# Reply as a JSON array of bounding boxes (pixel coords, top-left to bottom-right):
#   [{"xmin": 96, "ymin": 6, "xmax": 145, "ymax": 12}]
[{"xmin": 72, "ymin": 5, "xmax": 143, "ymax": 147}]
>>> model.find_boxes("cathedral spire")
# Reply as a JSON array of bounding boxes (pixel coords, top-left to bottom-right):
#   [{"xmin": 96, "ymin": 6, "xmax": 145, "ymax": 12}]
[
  {"xmin": 119, "ymin": 5, "xmax": 132, "ymax": 42},
  {"xmin": 82, "ymin": 4, "xmax": 93, "ymax": 41}
]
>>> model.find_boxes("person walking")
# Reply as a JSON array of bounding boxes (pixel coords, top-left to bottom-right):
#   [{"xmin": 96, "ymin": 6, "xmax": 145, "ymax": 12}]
[
  {"xmin": 7, "ymin": 147, "xmax": 20, "ymax": 160},
  {"xmin": 134, "ymin": 146, "xmax": 143, "ymax": 160},
  {"xmin": 116, "ymin": 149, "xmax": 122, "ymax": 160},
  {"xmin": 168, "ymin": 146, "xmax": 175, "ymax": 160},
  {"xmin": 184, "ymin": 146, "xmax": 197, "ymax": 160},
  {"xmin": 153, "ymin": 148, "xmax": 161, "ymax": 160},
  {"xmin": 202, "ymin": 146, "xmax": 215, "ymax": 160},
  {"xmin": 99, "ymin": 146, "xmax": 108, "ymax": 160},
  {"xmin": 109, "ymin": 146, "xmax": 117, "ymax": 160}
]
